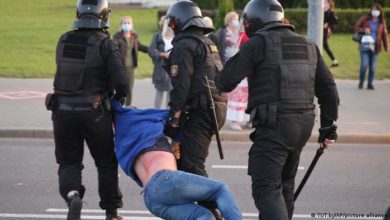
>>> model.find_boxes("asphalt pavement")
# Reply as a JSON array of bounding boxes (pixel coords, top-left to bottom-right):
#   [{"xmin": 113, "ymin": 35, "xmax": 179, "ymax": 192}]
[
  {"xmin": 0, "ymin": 139, "xmax": 389, "ymax": 219},
  {"xmin": 0, "ymin": 78, "xmax": 389, "ymax": 144}
]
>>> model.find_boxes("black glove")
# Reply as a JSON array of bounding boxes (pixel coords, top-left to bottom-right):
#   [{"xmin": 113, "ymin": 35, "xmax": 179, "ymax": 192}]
[
  {"xmin": 163, "ymin": 114, "xmax": 180, "ymax": 139},
  {"xmin": 318, "ymin": 124, "xmax": 338, "ymax": 143},
  {"xmin": 113, "ymin": 93, "xmax": 126, "ymax": 105}
]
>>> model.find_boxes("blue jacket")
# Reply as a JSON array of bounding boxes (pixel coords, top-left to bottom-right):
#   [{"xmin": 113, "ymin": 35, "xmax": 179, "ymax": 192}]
[{"xmin": 111, "ymin": 99, "xmax": 169, "ymax": 186}]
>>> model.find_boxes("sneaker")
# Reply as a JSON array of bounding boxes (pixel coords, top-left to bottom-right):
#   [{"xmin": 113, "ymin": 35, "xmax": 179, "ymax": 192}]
[
  {"xmin": 367, "ymin": 84, "xmax": 375, "ymax": 90},
  {"xmin": 105, "ymin": 214, "xmax": 123, "ymax": 220},
  {"xmin": 67, "ymin": 193, "xmax": 82, "ymax": 220},
  {"xmin": 358, "ymin": 82, "xmax": 363, "ymax": 89},
  {"xmin": 230, "ymin": 122, "xmax": 242, "ymax": 131}
]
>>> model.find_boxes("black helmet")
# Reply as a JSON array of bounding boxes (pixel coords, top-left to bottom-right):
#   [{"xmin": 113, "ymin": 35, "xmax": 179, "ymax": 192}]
[
  {"xmin": 73, "ymin": 0, "xmax": 111, "ymax": 29},
  {"xmin": 242, "ymin": 0, "xmax": 284, "ymax": 37},
  {"xmin": 165, "ymin": 0, "xmax": 213, "ymax": 35}
]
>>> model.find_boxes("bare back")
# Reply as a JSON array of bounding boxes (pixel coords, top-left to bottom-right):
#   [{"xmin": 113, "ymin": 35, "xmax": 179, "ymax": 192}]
[{"xmin": 134, "ymin": 151, "xmax": 177, "ymax": 187}]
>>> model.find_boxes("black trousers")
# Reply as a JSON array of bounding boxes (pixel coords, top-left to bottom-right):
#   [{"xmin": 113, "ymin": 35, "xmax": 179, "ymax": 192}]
[
  {"xmin": 177, "ymin": 104, "xmax": 226, "ymax": 214},
  {"xmin": 248, "ymin": 114, "xmax": 314, "ymax": 220},
  {"xmin": 53, "ymin": 109, "xmax": 123, "ymax": 210},
  {"xmin": 177, "ymin": 101, "xmax": 226, "ymax": 177},
  {"xmin": 323, "ymin": 31, "xmax": 336, "ymax": 61}
]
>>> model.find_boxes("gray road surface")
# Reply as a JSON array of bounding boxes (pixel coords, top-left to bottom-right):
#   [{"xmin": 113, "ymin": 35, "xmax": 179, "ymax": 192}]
[{"xmin": 0, "ymin": 138, "xmax": 389, "ymax": 220}]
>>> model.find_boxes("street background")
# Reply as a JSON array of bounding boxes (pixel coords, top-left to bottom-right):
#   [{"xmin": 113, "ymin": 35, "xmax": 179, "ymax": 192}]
[
  {"xmin": 0, "ymin": 78, "xmax": 389, "ymax": 219},
  {"xmin": 1, "ymin": 78, "xmax": 390, "ymax": 143}
]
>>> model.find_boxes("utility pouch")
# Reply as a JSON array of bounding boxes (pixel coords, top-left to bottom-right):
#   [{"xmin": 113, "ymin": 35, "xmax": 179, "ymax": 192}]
[
  {"xmin": 45, "ymin": 93, "xmax": 56, "ymax": 111},
  {"xmin": 250, "ymin": 103, "xmax": 278, "ymax": 127}
]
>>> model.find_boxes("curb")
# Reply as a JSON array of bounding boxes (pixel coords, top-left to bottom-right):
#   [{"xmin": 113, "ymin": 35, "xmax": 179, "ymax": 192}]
[{"xmin": 1, "ymin": 129, "xmax": 390, "ymax": 144}]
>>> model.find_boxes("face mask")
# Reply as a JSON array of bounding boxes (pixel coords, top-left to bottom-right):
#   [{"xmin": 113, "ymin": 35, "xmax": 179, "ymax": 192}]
[
  {"xmin": 122, "ymin": 23, "xmax": 132, "ymax": 32},
  {"xmin": 371, "ymin": 10, "xmax": 380, "ymax": 17},
  {"xmin": 231, "ymin": 20, "xmax": 240, "ymax": 29}
]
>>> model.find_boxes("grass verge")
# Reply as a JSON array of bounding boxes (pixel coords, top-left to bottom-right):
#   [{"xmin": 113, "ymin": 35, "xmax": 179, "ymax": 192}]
[{"xmin": 0, "ymin": 1, "xmax": 389, "ymax": 79}]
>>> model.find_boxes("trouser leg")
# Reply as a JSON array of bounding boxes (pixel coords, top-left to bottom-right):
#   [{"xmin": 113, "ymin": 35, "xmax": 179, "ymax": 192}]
[
  {"xmin": 84, "ymin": 111, "xmax": 123, "ymax": 210},
  {"xmin": 178, "ymin": 109, "xmax": 213, "ymax": 177},
  {"xmin": 154, "ymin": 90, "xmax": 164, "ymax": 109},
  {"xmin": 359, "ymin": 52, "xmax": 369, "ymax": 83},
  {"xmin": 323, "ymin": 32, "xmax": 335, "ymax": 61},
  {"xmin": 282, "ymin": 150, "xmax": 301, "ymax": 220},
  {"xmin": 143, "ymin": 170, "xmax": 241, "ymax": 220},
  {"xmin": 367, "ymin": 52, "xmax": 378, "ymax": 86},
  {"xmin": 125, "ymin": 67, "xmax": 135, "ymax": 106},
  {"xmin": 53, "ymin": 111, "xmax": 86, "ymax": 201},
  {"xmin": 248, "ymin": 115, "xmax": 314, "ymax": 220},
  {"xmin": 249, "ymin": 141, "xmax": 290, "ymax": 220}
]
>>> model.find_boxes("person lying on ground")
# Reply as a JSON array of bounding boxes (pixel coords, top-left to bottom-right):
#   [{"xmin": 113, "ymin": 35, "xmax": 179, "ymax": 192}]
[{"xmin": 111, "ymin": 98, "xmax": 242, "ymax": 220}]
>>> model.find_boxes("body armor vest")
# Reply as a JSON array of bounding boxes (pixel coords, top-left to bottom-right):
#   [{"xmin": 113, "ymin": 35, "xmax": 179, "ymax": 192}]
[
  {"xmin": 247, "ymin": 27, "xmax": 317, "ymax": 113},
  {"xmin": 175, "ymin": 34, "xmax": 228, "ymax": 104},
  {"xmin": 54, "ymin": 30, "xmax": 109, "ymax": 96}
]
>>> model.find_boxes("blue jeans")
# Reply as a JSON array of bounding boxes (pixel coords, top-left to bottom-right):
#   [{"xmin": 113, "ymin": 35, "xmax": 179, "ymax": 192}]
[
  {"xmin": 143, "ymin": 170, "xmax": 242, "ymax": 220},
  {"xmin": 359, "ymin": 50, "xmax": 378, "ymax": 86}
]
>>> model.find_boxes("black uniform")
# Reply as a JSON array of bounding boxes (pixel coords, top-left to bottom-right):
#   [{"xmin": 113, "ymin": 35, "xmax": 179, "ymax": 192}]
[
  {"xmin": 52, "ymin": 29, "xmax": 128, "ymax": 211},
  {"xmin": 168, "ymin": 28, "xmax": 227, "ymax": 177},
  {"xmin": 216, "ymin": 24, "xmax": 339, "ymax": 219}
]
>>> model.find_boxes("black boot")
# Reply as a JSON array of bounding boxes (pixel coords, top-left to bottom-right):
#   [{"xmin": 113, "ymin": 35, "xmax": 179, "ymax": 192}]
[
  {"xmin": 105, "ymin": 210, "xmax": 123, "ymax": 220},
  {"xmin": 358, "ymin": 81, "xmax": 363, "ymax": 89},
  {"xmin": 367, "ymin": 84, "xmax": 375, "ymax": 90},
  {"xmin": 66, "ymin": 193, "xmax": 82, "ymax": 220}
]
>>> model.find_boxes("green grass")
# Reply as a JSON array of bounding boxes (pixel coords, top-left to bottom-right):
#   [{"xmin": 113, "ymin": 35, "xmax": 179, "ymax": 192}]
[
  {"xmin": 0, "ymin": 0, "xmax": 389, "ymax": 79},
  {"xmin": 322, "ymin": 33, "xmax": 390, "ymax": 80},
  {"xmin": 0, "ymin": 0, "xmax": 158, "ymax": 78}
]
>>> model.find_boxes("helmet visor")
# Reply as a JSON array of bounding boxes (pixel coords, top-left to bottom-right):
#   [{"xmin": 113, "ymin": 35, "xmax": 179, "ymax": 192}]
[
  {"xmin": 238, "ymin": 16, "xmax": 245, "ymax": 33},
  {"xmin": 162, "ymin": 17, "xmax": 173, "ymax": 37}
]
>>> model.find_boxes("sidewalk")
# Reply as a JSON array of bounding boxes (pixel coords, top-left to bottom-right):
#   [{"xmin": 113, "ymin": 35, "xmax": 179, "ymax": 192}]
[{"xmin": 0, "ymin": 78, "xmax": 389, "ymax": 144}]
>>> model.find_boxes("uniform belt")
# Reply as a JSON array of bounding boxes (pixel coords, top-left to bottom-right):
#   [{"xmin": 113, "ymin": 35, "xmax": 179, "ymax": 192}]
[
  {"xmin": 57, "ymin": 103, "xmax": 101, "ymax": 111},
  {"xmin": 56, "ymin": 95, "xmax": 101, "ymax": 104}
]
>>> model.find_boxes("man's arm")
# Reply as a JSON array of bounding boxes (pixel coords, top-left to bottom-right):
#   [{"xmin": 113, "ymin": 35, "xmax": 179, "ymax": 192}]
[
  {"xmin": 314, "ymin": 46, "xmax": 339, "ymax": 148},
  {"xmin": 215, "ymin": 35, "xmax": 264, "ymax": 92},
  {"xmin": 314, "ymin": 46, "xmax": 339, "ymax": 127},
  {"xmin": 104, "ymin": 38, "xmax": 129, "ymax": 98},
  {"xmin": 168, "ymin": 40, "xmax": 195, "ymax": 112}
]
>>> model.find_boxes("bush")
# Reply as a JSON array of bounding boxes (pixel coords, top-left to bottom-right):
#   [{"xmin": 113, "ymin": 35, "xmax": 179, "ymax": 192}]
[
  {"xmin": 215, "ymin": 0, "xmax": 235, "ymax": 28},
  {"xmin": 193, "ymin": 0, "xmax": 218, "ymax": 9},
  {"xmin": 334, "ymin": 0, "xmax": 387, "ymax": 8},
  {"xmin": 285, "ymin": 8, "xmax": 390, "ymax": 33},
  {"xmin": 195, "ymin": 0, "xmax": 389, "ymax": 9}
]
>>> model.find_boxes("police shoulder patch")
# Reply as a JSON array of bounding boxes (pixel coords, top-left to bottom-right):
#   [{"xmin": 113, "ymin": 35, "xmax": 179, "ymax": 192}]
[
  {"xmin": 170, "ymin": 65, "xmax": 179, "ymax": 77},
  {"xmin": 210, "ymin": 45, "xmax": 219, "ymax": 53}
]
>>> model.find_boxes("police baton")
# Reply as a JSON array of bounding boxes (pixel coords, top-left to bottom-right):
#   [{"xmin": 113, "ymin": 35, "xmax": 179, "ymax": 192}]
[
  {"xmin": 203, "ymin": 76, "xmax": 224, "ymax": 160},
  {"xmin": 293, "ymin": 145, "xmax": 325, "ymax": 201}
]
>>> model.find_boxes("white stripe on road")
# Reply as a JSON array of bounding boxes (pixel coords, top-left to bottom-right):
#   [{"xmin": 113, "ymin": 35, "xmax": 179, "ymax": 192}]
[{"xmin": 212, "ymin": 165, "xmax": 305, "ymax": 170}]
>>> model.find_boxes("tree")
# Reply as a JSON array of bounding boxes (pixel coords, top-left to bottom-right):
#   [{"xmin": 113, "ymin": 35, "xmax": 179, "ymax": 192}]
[{"xmin": 216, "ymin": 0, "xmax": 235, "ymax": 28}]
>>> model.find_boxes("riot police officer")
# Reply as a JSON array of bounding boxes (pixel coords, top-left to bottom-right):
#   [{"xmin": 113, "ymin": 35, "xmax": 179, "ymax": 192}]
[
  {"xmin": 215, "ymin": 0, "xmax": 339, "ymax": 219},
  {"xmin": 49, "ymin": 0, "xmax": 128, "ymax": 219},
  {"xmin": 163, "ymin": 0, "xmax": 228, "ymax": 218}
]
